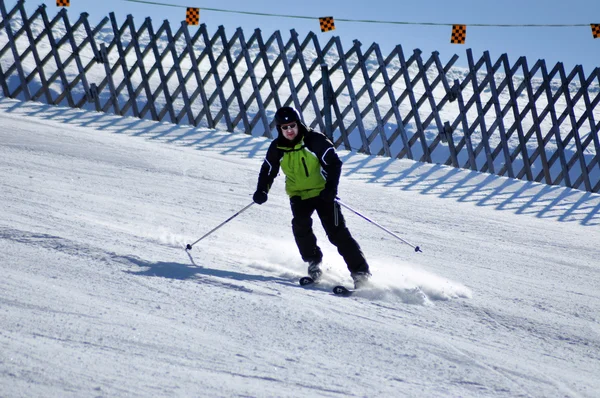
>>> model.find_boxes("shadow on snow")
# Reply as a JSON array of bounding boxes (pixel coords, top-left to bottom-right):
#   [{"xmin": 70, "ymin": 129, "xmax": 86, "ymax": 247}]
[{"xmin": 2, "ymin": 98, "xmax": 598, "ymax": 227}]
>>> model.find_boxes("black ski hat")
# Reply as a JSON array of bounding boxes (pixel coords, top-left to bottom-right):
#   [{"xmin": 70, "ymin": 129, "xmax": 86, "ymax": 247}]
[{"xmin": 274, "ymin": 106, "xmax": 301, "ymax": 125}]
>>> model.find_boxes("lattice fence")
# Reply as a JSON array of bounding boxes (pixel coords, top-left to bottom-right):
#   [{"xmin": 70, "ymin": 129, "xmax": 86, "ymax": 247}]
[{"xmin": 1, "ymin": 0, "xmax": 599, "ymax": 192}]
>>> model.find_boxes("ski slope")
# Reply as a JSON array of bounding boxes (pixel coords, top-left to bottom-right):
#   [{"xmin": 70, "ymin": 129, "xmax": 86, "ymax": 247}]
[{"xmin": 1, "ymin": 97, "xmax": 599, "ymax": 397}]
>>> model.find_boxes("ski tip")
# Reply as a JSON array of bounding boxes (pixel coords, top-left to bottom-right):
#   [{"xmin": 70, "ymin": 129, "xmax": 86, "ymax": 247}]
[
  {"xmin": 333, "ymin": 285, "xmax": 353, "ymax": 296},
  {"xmin": 299, "ymin": 276, "xmax": 315, "ymax": 286}
]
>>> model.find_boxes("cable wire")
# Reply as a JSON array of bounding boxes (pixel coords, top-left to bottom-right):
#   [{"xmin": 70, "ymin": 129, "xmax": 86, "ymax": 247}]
[{"xmin": 123, "ymin": 0, "xmax": 594, "ymax": 28}]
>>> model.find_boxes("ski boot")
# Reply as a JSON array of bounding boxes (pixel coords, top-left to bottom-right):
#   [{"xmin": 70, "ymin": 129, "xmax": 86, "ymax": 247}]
[
  {"xmin": 308, "ymin": 260, "xmax": 323, "ymax": 282},
  {"xmin": 351, "ymin": 271, "xmax": 372, "ymax": 289}
]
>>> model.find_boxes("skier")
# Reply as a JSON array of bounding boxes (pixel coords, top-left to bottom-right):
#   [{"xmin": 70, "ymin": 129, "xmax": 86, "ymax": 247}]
[{"xmin": 252, "ymin": 106, "xmax": 372, "ymax": 289}]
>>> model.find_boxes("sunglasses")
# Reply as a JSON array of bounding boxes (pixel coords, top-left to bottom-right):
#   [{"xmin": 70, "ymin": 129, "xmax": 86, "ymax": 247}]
[{"xmin": 280, "ymin": 123, "xmax": 297, "ymax": 131}]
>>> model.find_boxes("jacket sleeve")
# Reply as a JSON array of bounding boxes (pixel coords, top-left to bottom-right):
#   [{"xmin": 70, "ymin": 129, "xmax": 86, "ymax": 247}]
[
  {"xmin": 256, "ymin": 140, "xmax": 281, "ymax": 193},
  {"xmin": 308, "ymin": 131, "xmax": 342, "ymax": 191}
]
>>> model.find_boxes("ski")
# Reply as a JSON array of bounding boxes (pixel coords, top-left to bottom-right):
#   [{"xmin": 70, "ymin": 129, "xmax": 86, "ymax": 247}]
[
  {"xmin": 332, "ymin": 285, "xmax": 354, "ymax": 296},
  {"xmin": 301, "ymin": 278, "xmax": 355, "ymax": 296}
]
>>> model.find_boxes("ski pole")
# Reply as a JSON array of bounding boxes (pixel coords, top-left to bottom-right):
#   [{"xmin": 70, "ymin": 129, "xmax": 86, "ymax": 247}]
[
  {"xmin": 335, "ymin": 198, "xmax": 422, "ymax": 253},
  {"xmin": 185, "ymin": 202, "xmax": 255, "ymax": 251}
]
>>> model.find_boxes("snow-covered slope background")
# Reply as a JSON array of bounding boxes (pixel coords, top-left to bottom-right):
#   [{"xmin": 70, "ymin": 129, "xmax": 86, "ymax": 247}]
[{"xmin": 1, "ymin": 95, "xmax": 599, "ymax": 397}]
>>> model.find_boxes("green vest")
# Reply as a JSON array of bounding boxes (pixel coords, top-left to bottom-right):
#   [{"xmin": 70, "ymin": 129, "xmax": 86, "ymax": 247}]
[{"xmin": 277, "ymin": 139, "xmax": 326, "ymax": 199}]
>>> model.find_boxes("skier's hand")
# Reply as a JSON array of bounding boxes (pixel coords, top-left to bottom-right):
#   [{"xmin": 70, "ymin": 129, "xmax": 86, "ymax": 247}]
[
  {"xmin": 318, "ymin": 186, "xmax": 337, "ymax": 203},
  {"xmin": 253, "ymin": 190, "xmax": 268, "ymax": 205}
]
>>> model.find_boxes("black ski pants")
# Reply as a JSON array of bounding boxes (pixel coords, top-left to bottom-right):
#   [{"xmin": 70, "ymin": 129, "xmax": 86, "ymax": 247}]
[{"xmin": 290, "ymin": 196, "xmax": 369, "ymax": 274}]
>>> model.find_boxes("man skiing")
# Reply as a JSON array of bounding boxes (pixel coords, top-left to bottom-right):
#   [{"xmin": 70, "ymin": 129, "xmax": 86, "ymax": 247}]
[{"xmin": 252, "ymin": 106, "xmax": 371, "ymax": 289}]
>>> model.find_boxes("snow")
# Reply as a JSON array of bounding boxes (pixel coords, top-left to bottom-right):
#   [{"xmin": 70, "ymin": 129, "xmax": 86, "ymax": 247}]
[
  {"xmin": 2, "ymin": 5, "xmax": 600, "ymax": 396},
  {"xmin": 1, "ymin": 96, "xmax": 599, "ymax": 397}
]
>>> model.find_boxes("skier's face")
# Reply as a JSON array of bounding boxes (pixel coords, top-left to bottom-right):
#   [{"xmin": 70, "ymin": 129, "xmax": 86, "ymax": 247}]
[{"xmin": 280, "ymin": 122, "xmax": 298, "ymax": 141}]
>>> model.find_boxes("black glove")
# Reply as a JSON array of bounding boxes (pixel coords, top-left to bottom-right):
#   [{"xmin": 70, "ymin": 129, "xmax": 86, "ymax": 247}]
[
  {"xmin": 318, "ymin": 186, "xmax": 337, "ymax": 203},
  {"xmin": 290, "ymin": 196, "xmax": 302, "ymax": 206},
  {"xmin": 253, "ymin": 190, "xmax": 268, "ymax": 205}
]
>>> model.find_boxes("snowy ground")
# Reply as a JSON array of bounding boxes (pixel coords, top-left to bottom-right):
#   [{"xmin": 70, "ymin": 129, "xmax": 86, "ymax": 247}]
[{"xmin": 1, "ymin": 97, "xmax": 599, "ymax": 397}]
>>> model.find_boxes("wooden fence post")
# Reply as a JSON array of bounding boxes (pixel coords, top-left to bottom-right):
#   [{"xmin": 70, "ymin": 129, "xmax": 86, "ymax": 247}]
[
  {"xmin": 444, "ymin": 121, "xmax": 459, "ymax": 168},
  {"xmin": 0, "ymin": 60, "xmax": 8, "ymax": 97},
  {"xmin": 454, "ymin": 79, "xmax": 478, "ymax": 170},
  {"xmin": 321, "ymin": 62, "xmax": 333, "ymax": 140}
]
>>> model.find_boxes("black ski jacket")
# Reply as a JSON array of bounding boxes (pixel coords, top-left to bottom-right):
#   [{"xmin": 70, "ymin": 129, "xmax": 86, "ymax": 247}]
[{"xmin": 256, "ymin": 123, "xmax": 342, "ymax": 200}]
